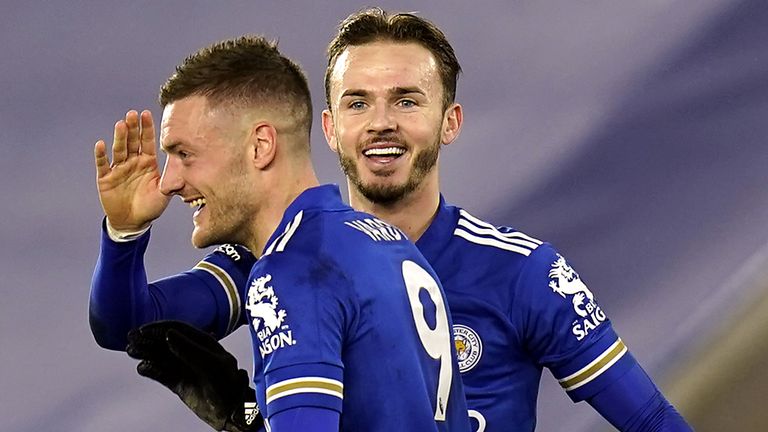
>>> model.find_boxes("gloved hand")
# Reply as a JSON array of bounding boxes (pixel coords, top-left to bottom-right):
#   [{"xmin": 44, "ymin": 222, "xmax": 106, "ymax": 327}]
[{"xmin": 126, "ymin": 320, "xmax": 263, "ymax": 431}]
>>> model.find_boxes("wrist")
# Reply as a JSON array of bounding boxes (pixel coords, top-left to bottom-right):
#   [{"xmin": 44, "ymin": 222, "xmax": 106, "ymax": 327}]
[{"xmin": 105, "ymin": 218, "xmax": 151, "ymax": 242}]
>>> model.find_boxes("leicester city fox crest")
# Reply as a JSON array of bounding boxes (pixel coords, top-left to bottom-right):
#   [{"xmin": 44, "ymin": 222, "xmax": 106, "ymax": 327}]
[
  {"xmin": 548, "ymin": 254, "xmax": 607, "ymax": 341},
  {"xmin": 453, "ymin": 324, "xmax": 483, "ymax": 373},
  {"xmin": 245, "ymin": 274, "xmax": 297, "ymax": 357}
]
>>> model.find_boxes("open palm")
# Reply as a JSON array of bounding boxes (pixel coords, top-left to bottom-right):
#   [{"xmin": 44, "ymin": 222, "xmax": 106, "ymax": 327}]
[{"xmin": 94, "ymin": 110, "xmax": 171, "ymax": 231}]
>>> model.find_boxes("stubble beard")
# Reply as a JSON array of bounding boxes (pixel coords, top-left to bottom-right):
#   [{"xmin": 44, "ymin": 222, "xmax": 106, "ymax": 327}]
[
  {"xmin": 192, "ymin": 159, "xmax": 255, "ymax": 249},
  {"xmin": 338, "ymin": 135, "xmax": 441, "ymax": 205}
]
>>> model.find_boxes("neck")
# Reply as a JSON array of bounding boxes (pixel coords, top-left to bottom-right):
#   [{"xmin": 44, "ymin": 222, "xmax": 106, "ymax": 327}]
[
  {"xmin": 349, "ymin": 171, "xmax": 440, "ymax": 242},
  {"xmin": 246, "ymin": 158, "xmax": 319, "ymax": 255}
]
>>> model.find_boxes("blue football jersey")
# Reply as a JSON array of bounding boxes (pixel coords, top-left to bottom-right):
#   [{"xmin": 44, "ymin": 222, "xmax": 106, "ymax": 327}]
[
  {"xmin": 90, "ymin": 191, "xmax": 650, "ymax": 431},
  {"xmin": 415, "ymin": 197, "xmax": 637, "ymax": 432},
  {"xmin": 243, "ymin": 185, "xmax": 470, "ymax": 432}
]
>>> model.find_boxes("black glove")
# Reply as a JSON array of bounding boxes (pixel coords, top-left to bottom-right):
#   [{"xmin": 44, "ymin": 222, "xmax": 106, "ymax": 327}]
[{"xmin": 126, "ymin": 320, "xmax": 263, "ymax": 431}]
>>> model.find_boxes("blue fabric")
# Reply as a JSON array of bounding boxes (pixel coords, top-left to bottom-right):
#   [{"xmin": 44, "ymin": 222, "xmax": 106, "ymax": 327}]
[
  {"xmin": 89, "ymin": 218, "xmax": 254, "ymax": 349},
  {"xmin": 413, "ymin": 196, "xmax": 689, "ymax": 431},
  {"xmin": 268, "ymin": 406, "xmax": 340, "ymax": 432},
  {"xmin": 90, "ymin": 188, "xmax": 691, "ymax": 431},
  {"xmin": 247, "ymin": 185, "xmax": 470, "ymax": 431},
  {"xmin": 588, "ymin": 363, "xmax": 692, "ymax": 431}
]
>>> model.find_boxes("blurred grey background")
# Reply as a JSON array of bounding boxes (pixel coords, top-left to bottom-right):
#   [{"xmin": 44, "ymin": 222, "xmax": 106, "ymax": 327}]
[{"xmin": 2, "ymin": 1, "xmax": 767, "ymax": 431}]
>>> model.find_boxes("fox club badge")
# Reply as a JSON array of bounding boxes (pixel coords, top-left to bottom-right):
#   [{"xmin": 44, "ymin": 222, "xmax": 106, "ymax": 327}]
[{"xmin": 453, "ymin": 324, "xmax": 482, "ymax": 373}]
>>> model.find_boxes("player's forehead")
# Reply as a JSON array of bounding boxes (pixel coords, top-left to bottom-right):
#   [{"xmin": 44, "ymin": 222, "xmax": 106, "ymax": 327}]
[
  {"xmin": 159, "ymin": 98, "xmax": 193, "ymax": 147},
  {"xmin": 158, "ymin": 95, "xmax": 215, "ymax": 150},
  {"xmin": 329, "ymin": 41, "xmax": 440, "ymax": 98}
]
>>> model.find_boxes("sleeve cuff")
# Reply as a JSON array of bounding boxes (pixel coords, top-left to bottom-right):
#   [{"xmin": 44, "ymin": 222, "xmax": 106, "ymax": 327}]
[{"xmin": 105, "ymin": 218, "xmax": 151, "ymax": 242}]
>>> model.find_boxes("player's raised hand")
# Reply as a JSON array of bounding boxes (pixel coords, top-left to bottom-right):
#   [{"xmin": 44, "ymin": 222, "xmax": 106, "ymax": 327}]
[{"xmin": 94, "ymin": 110, "xmax": 170, "ymax": 231}]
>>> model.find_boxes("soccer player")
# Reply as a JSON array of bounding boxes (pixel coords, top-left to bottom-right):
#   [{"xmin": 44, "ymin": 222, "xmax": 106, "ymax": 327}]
[
  {"xmin": 91, "ymin": 35, "xmax": 469, "ymax": 432},
  {"xmin": 318, "ymin": 9, "xmax": 692, "ymax": 431}
]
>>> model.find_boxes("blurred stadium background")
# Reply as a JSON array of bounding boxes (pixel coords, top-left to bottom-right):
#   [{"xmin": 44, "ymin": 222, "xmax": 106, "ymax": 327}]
[{"xmin": 1, "ymin": 1, "xmax": 766, "ymax": 430}]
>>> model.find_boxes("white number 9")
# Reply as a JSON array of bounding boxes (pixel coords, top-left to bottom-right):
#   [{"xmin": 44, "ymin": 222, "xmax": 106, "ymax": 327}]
[{"xmin": 402, "ymin": 260, "xmax": 453, "ymax": 421}]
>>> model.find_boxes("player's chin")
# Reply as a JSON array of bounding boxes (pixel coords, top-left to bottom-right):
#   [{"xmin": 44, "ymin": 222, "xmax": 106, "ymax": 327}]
[
  {"xmin": 359, "ymin": 178, "xmax": 414, "ymax": 204},
  {"xmin": 191, "ymin": 228, "xmax": 216, "ymax": 249},
  {"xmin": 361, "ymin": 164, "xmax": 406, "ymax": 183},
  {"xmin": 366, "ymin": 172, "xmax": 410, "ymax": 192}
]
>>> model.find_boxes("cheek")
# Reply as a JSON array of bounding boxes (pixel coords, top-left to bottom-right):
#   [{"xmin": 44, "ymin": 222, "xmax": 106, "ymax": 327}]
[
  {"xmin": 400, "ymin": 119, "xmax": 434, "ymax": 144},
  {"xmin": 415, "ymin": 115, "xmax": 445, "ymax": 141},
  {"xmin": 334, "ymin": 123, "xmax": 359, "ymax": 153}
]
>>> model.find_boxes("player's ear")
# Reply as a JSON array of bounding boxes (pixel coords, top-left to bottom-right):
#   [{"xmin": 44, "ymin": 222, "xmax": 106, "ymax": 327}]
[
  {"xmin": 441, "ymin": 103, "xmax": 463, "ymax": 146},
  {"xmin": 322, "ymin": 109, "xmax": 339, "ymax": 153},
  {"xmin": 250, "ymin": 122, "xmax": 277, "ymax": 169}
]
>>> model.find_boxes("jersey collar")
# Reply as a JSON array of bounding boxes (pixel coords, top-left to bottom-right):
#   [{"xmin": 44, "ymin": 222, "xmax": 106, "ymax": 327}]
[
  {"xmin": 415, "ymin": 194, "xmax": 459, "ymax": 263},
  {"xmin": 262, "ymin": 184, "xmax": 345, "ymax": 255}
]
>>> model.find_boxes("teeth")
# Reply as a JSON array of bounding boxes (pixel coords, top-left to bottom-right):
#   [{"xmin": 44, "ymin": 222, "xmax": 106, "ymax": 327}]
[
  {"xmin": 364, "ymin": 147, "xmax": 406, "ymax": 157},
  {"xmin": 188, "ymin": 198, "xmax": 207, "ymax": 208}
]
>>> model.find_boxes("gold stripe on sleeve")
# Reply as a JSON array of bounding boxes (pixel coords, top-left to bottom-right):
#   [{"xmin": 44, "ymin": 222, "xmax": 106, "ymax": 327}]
[
  {"xmin": 558, "ymin": 338, "xmax": 627, "ymax": 391},
  {"xmin": 195, "ymin": 261, "xmax": 241, "ymax": 334},
  {"xmin": 266, "ymin": 377, "xmax": 343, "ymax": 404}
]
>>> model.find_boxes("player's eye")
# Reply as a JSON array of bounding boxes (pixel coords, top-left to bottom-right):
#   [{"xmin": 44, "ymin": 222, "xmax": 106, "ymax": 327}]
[
  {"xmin": 349, "ymin": 101, "xmax": 366, "ymax": 110},
  {"xmin": 398, "ymin": 99, "xmax": 417, "ymax": 108}
]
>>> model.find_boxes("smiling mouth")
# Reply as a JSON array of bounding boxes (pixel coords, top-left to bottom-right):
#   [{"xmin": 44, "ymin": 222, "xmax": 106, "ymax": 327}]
[
  {"xmin": 187, "ymin": 197, "xmax": 207, "ymax": 211},
  {"xmin": 363, "ymin": 146, "xmax": 406, "ymax": 161}
]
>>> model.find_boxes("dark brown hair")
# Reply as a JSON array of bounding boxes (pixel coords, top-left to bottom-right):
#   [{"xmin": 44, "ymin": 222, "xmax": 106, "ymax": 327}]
[
  {"xmin": 325, "ymin": 8, "xmax": 461, "ymax": 110},
  {"xmin": 160, "ymin": 35, "xmax": 312, "ymax": 134}
]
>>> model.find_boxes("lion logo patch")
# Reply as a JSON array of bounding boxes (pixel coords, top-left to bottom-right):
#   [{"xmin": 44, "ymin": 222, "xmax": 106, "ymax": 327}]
[
  {"xmin": 245, "ymin": 274, "xmax": 296, "ymax": 356},
  {"xmin": 548, "ymin": 254, "xmax": 607, "ymax": 341}
]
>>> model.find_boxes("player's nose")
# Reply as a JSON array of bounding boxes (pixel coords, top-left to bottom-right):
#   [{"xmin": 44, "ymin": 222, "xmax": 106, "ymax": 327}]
[
  {"xmin": 366, "ymin": 101, "xmax": 397, "ymax": 133},
  {"xmin": 159, "ymin": 157, "xmax": 184, "ymax": 196}
]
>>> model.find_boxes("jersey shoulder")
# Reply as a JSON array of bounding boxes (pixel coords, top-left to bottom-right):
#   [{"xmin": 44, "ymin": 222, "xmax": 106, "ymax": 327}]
[
  {"xmin": 263, "ymin": 206, "xmax": 414, "ymax": 263},
  {"xmin": 450, "ymin": 208, "xmax": 544, "ymax": 260},
  {"xmin": 188, "ymin": 244, "xmax": 256, "ymax": 336},
  {"xmin": 198, "ymin": 243, "xmax": 256, "ymax": 271},
  {"xmin": 445, "ymin": 207, "xmax": 633, "ymax": 402}
]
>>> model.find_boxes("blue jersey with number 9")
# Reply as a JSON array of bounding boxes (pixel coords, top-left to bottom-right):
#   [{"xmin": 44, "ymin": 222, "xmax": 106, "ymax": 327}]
[{"xmin": 245, "ymin": 185, "xmax": 470, "ymax": 432}]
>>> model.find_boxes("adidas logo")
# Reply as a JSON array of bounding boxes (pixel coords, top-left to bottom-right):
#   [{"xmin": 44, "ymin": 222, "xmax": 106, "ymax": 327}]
[{"xmin": 244, "ymin": 402, "xmax": 260, "ymax": 425}]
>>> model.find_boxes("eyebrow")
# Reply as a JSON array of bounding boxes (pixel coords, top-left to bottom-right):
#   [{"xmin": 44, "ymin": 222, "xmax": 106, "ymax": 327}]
[
  {"xmin": 340, "ymin": 86, "xmax": 425, "ymax": 99},
  {"xmin": 160, "ymin": 141, "xmax": 181, "ymax": 154},
  {"xmin": 392, "ymin": 86, "xmax": 425, "ymax": 96}
]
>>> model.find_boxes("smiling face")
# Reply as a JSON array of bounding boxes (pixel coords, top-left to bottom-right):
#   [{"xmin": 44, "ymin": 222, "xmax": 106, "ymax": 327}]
[
  {"xmin": 323, "ymin": 41, "xmax": 461, "ymax": 205},
  {"xmin": 159, "ymin": 95, "xmax": 258, "ymax": 248}
]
